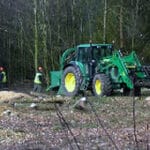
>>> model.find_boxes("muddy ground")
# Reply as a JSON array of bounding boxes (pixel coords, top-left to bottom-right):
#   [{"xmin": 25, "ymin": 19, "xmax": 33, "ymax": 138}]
[{"xmin": 0, "ymin": 83, "xmax": 149, "ymax": 150}]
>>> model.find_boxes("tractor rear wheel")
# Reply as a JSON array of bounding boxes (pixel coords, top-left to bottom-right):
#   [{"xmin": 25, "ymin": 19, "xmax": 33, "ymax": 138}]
[
  {"xmin": 61, "ymin": 66, "xmax": 82, "ymax": 96},
  {"xmin": 92, "ymin": 74, "xmax": 112, "ymax": 96}
]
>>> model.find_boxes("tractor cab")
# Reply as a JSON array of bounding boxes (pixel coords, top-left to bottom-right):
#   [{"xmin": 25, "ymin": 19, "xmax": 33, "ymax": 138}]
[{"xmin": 76, "ymin": 44, "xmax": 113, "ymax": 77}]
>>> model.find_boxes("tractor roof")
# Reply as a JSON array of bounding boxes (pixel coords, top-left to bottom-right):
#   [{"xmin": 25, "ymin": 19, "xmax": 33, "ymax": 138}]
[{"xmin": 77, "ymin": 43, "xmax": 113, "ymax": 48}]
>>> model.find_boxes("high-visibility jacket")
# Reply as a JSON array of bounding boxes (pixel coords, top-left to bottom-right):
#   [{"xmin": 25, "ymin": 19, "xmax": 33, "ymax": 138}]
[
  {"xmin": 1, "ymin": 71, "xmax": 7, "ymax": 83},
  {"xmin": 34, "ymin": 72, "xmax": 42, "ymax": 84}
]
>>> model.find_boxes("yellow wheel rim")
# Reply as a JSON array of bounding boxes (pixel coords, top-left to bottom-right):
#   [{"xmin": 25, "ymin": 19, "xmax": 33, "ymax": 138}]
[
  {"xmin": 95, "ymin": 79, "xmax": 102, "ymax": 95},
  {"xmin": 65, "ymin": 73, "xmax": 76, "ymax": 92}
]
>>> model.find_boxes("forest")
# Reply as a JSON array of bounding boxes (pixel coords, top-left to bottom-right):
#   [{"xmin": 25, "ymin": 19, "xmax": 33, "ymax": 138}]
[{"xmin": 0, "ymin": 0, "xmax": 149, "ymax": 84}]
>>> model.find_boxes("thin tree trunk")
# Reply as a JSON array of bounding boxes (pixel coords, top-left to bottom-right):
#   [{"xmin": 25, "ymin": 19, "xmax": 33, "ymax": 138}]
[
  {"xmin": 42, "ymin": 0, "xmax": 48, "ymax": 84},
  {"xmin": 103, "ymin": 0, "xmax": 107, "ymax": 43},
  {"xmin": 57, "ymin": 0, "xmax": 61, "ymax": 44},
  {"xmin": 71, "ymin": 0, "xmax": 76, "ymax": 45},
  {"xmin": 19, "ymin": 20, "xmax": 25, "ymax": 81},
  {"xmin": 86, "ymin": 0, "xmax": 92, "ymax": 41},
  {"xmin": 131, "ymin": 0, "xmax": 140, "ymax": 49},
  {"xmin": 80, "ymin": 18, "xmax": 83, "ymax": 42},
  {"xmin": 8, "ymin": 33, "xmax": 11, "ymax": 86},
  {"xmin": 34, "ymin": 0, "xmax": 38, "ymax": 71},
  {"xmin": 88, "ymin": 12, "xmax": 92, "ymax": 40},
  {"xmin": 119, "ymin": 4, "xmax": 123, "ymax": 49},
  {"xmin": 48, "ymin": 23, "xmax": 54, "ymax": 70}
]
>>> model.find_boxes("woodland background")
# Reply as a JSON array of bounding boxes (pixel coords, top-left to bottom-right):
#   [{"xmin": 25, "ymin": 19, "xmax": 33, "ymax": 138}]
[{"xmin": 0, "ymin": 0, "xmax": 149, "ymax": 84}]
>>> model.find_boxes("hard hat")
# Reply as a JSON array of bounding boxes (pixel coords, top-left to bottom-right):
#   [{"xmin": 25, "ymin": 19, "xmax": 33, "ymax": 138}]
[{"xmin": 38, "ymin": 66, "xmax": 43, "ymax": 71}]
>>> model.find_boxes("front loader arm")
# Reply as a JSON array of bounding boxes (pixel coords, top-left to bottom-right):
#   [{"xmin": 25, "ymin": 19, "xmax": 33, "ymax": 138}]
[
  {"xmin": 99, "ymin": 51, "xmax": 134, "ymax": 89},
  {"xmin": 112, "ymin": 52, "xmax": 134, "ymax": 89}
]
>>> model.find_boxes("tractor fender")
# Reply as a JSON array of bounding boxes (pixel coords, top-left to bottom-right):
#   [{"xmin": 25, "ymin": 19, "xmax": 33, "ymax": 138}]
[{"xmin": 63, "ymin": 61, "xmax": 86, "ymax": 77}]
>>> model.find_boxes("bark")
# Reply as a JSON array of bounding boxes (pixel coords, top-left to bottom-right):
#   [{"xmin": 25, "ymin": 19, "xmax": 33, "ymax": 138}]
[
  {"xmin": 103, "ymin": 0, "xmax": 107, "ymax": 43},
  {"xmin": 34, "ymin": 0, "xmax": 38, "ymax": 72},
  {"xmin": 131, "ymin": 0, "xmax": 140, "ymax": 49},
  {"xmin": 119, "ymin": 4, "xmax": 123, "ymax": 49},
  {"xmin": 71, "ymin": 0, "xmax": 76, "ymax": 45}
]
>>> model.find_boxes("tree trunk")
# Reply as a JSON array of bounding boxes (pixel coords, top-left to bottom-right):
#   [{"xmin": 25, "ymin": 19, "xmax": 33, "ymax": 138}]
[
  {"xmin": 71, "ymin": 0, "xmax": 76, "ymax": 45},
  {"xmin": 103, "ymin": 0, "xmax": 107, "ymax": 43},
  {"xmin": 34, "ymin": 0, "xmax": 38, "ymax": 72},
  {"xmin": 119, "ymin": 4, "xmax": 123, "ymax": 49},
  {"xmin": 42, "ymin": 0, "xmax": 49, "ymax": 85},
  {"xmin": 131, "ymin": 0, "xmax": 140, "ymax": 49}
]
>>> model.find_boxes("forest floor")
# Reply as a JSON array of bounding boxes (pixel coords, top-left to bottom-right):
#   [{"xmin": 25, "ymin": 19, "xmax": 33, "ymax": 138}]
[{"xmin": 0, "ymin": 82, "xmax": 149, "ymax": 150}]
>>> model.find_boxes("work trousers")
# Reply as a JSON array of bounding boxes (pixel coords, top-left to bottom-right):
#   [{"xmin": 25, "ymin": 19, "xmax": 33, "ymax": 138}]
[{"xmin": 33, "ymin": 83, "xmax": 42, "ymax": 93}]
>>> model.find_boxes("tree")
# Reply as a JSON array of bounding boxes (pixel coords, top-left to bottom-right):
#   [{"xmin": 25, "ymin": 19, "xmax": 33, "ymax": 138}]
[
  {"xmin": 103, "ymin": 0, "xmax": 107, "ymax": 43},
  {"xmin": 33, "ymin": 0, "xmax": 38, "ymax": 72}
]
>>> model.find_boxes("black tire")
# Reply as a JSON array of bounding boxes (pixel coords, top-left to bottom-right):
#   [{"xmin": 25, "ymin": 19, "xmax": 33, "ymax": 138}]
[
  {"xmin": 61, "ymin": 66, "xmax": 82, "ymax": 96},
  {"xmin": 92, "ymin": 74, "xmax": 112, "ymax": 96}
]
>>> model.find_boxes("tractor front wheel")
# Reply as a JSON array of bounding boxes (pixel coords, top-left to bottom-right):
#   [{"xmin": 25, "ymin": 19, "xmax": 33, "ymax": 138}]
[
  {"xmin": 92, "ymin": 74, "xmax": 112, "ymax": 96},
  {"xmin": 61, "ymin": 66, "xmax": 82, "ymax": 96}
]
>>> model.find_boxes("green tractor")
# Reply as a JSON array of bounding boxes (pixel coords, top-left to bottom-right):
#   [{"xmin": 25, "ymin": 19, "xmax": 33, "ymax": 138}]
[{"xmin": 47, "ymin": 43, "xmax": 150, "ymax": 96}]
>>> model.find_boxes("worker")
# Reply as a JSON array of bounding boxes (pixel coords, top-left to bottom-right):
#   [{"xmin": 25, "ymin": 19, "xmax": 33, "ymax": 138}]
[
  {"xmin": 33, "ymin": 66, "xmax": 44, "ymax": 93},
  {"xmin": 0, "ymin": 67, "xmax": 7, "ymax": 90}
]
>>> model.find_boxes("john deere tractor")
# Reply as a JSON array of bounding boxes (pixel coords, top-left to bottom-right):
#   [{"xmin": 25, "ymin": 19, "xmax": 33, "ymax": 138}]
[{"xmin": 48, "ymin": 43, "xmax": 150, "ymax": 96}]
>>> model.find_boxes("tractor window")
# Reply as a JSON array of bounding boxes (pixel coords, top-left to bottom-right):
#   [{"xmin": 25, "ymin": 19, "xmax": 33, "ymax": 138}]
[
  {"xmin": 78, "ymin": 47, "xmax": 89, "ymax": 63},
  {"xmin": 100, "ymin": 46, "xmax": 113, "ymax": 57},
  {"xmin": 93, "ymin": 47, "xmax": 102, "ymax": 61},
  {"xmin": 92, "ymin": 46, "xmax": 113, "ymax": 61}
]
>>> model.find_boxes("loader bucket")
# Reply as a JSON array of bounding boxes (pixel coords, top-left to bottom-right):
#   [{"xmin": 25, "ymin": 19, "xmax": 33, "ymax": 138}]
[{"xmin": 46, "ymin": 71, "xmax": 62, "ymax": 91}]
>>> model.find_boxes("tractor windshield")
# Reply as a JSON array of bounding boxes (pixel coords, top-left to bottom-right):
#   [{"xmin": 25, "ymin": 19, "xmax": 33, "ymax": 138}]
[{"xmin": 92, "ymin": 46, "xmax": 113, "ymax": 61}]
